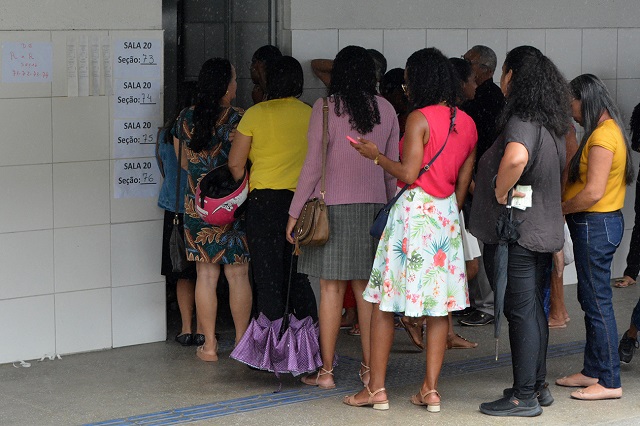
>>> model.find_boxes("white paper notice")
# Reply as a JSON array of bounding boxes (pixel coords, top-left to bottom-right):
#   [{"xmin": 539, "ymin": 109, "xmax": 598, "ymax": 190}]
[
  {"xmin": 114, "ymin": 158, "xmax": 161, "ymax": 199},
  {"xmin": 101, "ymin": 36, "xmax": 112, "ymax": 95},
  {"xmin": 66, "ymin": 37, "xmax": 78, "ymax": 96},
  {"xmin": 77, "ymin": 36, "xmax": 89, "ymax": 96},
  {"xmin": 512, "ymin": 185, "xmax": 533, "ymax": 211},
  {"xmin": 2, "ymin": 41, "xmax": 53, "ymax": 83},
  {"xmin": 113, "ymin": 39, "xmax": 162, "ymax": 79},
  {"xmin": 113, "ymin": 118, "xmax": 162, "ymax": 158},
  {"xmin": 113, "ymin": 78, "xmax": 161, "ymax": 118},
  {"xmin": 90, "ymin": 35, "xmax": 101, "ymax": 95}
]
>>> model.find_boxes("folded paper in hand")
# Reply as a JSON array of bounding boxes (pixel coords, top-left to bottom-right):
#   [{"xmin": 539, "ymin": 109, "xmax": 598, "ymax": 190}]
[{"xmin": 512, "ymin": 185, "xmax": 532, "ymax": 211}]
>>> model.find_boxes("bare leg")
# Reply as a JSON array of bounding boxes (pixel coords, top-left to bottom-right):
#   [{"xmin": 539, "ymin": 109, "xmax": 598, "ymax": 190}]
[
  {"xmin": 176, "ymin": 278, "xmax": 195, "ymax": 336},
  {"xmin": 420, "ymin": 315, "xmax": 448, "ymax": 404},
  {"xmin": 447, "ymin": 313, "xmax": 477, "ymax": 349},
  {"xmin": 352, "ymin": 279, "xmax": 372, "ymax": 382},
  {"xmin": 466, "ymin": 258, "xmax": 479, "ymax": 281},
  {"xmin": 224, "ymin": 263, "xmax": 252, "ymax": 345},
  {"xmin": 195, "ymin": 262, "xmax": 220, "ymax": 361},
  {"xmin": 549, "ymin": 250, "xmax": 570, "ymax": 327},
  {"xmin": 348, "ymin": 303, "xmax": 394, "ymax": 403},
  {"xmin": 302, "ymin": 279, "xmax": 346, "ymax": 388}
]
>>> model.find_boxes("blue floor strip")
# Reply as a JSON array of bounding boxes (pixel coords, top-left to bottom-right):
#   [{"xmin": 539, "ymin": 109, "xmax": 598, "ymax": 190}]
[{"xmin": 85, "ymin": 339, "xmax": 585, "ymax": 426}]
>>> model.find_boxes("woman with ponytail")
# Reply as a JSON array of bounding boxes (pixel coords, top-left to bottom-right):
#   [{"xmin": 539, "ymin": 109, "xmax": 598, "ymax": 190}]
[
  {"xmin": 557, "ymin": 74, "xmax": 634, "ymax": 401},
  {"xmin": 347, "ymin": 47, "xmax": 477, "ymax": 412},
  {"xmin": 172, "ymin": 58, "xmax": 252, "ymax": 362},
  {"xmin": 469, "ymin": 46, "xmax": 571, "ymax": 416}
]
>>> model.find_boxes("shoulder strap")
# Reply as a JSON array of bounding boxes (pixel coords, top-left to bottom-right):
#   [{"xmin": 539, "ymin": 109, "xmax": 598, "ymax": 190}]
[
  {"xmin": 173, "ymin": 140, "xmax": 182, "ymax": 222},
  {"xmin": 320, "ymin": 97, "xmax": 329, "ymax": 199}
]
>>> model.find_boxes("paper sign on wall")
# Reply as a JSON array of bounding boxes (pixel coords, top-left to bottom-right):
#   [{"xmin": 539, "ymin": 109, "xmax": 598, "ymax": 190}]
[
  {"xmin": 113, "ymin": 118, "xmax": 163, "ymax": 158},
  {"xmin": 2, "ymin": 42, "xmax": 53, "ymax": 82},
  {"xmin": 113, "ymin": 39, "xmax": 162, "ymax": 79},
  {"xmin": 114, "ymin": 158, "xmax": 161, "ymax": 199},
  {"xmin": 113, "ymin": 78, "xmax": 161, "ymax": 118}
]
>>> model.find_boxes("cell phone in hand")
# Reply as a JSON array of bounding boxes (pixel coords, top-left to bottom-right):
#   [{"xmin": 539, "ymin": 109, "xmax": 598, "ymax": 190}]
[{"xmin": 346, "ymin": 136, "xmax": 360, "ymax": 144}]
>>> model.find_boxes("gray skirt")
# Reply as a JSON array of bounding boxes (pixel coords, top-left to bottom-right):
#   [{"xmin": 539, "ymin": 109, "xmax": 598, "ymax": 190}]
[{"xmin": 297, "ymin": 203, "xmax": 382, "ymax": 280}]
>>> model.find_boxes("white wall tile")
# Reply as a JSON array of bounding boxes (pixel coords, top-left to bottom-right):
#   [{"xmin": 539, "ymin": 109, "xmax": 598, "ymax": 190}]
[
  {"xmin": 0, "ymin": 230, "xmax": 53, "ymax": 299},
  {"xmin": 426, "ymin": 29, "xmax": 468, "ymax": 58},
  {"xmin": 582, "ymin": 29, "xmax": 618, "ymax": 80},
  {"xmin": 300, "ymin": 87, "xmax": 327, "ymax": 108},
  {"xmin": 0, "ymin": 98, "xmax": 52, "ymax": 166},
  {"xmin": 111, "ymin": 221, "xmax": 163, "ymax": 287},
  {"xmin": 291, "ymin": 30, "xmax": 338, "ymax": 90},
  {"xmin": 507, "ymin": 29, "xmax": 546, "ymax": 54},
  {"xmin": 617, "ymin": 79, "xmax": 640, "ymax": 125},
  {"xmin": 617, "ymin": 29, "xmax": 640, "ymax": 79},
  {"xmin": 110, "ymin": 194, "xmax": 164, "ymax": 223},
  {"xmin": 53, "ymin": 160, "xmax": 110, "ymax": 228},
  {"xmin": 602, "ymin": 79, "xmax": 618, "ymax": 103},
  {"xmin": 54, "ymin": 225, "xmax": 111, "ymax": 293},
  {"xmin": 383, "ymin": 29, "xmax": 426, "ymax": 70},
  {"xmin": 55, "ymin": 289, "xmax": 112, "ymax": 354},
  {"xmin": 0, "ymin": 164, "xmax": 53, "ymax": 233},
  {"xmin": 338, "ymin": 29, "xmax": 383, "ymax": 52},
  {"xmin": 52, "ymin": 96, "xmax": 110, "ymax": 162},
  {"xmin": 467, "ymin": 29, "xmax": 508, "ymax": 76},
  {"xmin": 0, "ymin": 31, "xmax": 52, "ymax": 99},
  {"xmin": 0, "ymin": 295, "xmax": 55, "ymax": 364},
  {"xmin": 112, "ymin": 282, "xmax": 166, "ymax": 347},
  {"xmin": 546, "ymin": 29, "xmax": 582, "ymax": 81}
]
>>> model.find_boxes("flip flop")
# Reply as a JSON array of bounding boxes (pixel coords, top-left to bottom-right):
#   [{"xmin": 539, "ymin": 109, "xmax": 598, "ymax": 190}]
[{"xmin": 614, "ymin": 278, "xmax": 637, "ymax": 288}]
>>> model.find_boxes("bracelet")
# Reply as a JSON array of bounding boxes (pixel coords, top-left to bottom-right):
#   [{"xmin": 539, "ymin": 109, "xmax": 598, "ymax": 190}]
[{"xmin": 373, "ymin": 153, "xmax": 381, "ymax": 165}]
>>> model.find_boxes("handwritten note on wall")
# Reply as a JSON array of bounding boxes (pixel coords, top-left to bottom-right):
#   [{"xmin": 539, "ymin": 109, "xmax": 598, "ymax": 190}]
[{"xmin": 2, "ymin": 42, "xmax": 53, "ymax": 82}]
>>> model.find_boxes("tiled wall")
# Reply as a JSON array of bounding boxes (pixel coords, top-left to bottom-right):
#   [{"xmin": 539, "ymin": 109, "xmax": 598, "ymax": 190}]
[
  {"xmin": 0, "ymin": 1, "xmax": 166, "ymax": 365},
  {"xmin": 290, "ymin": 26, "xmax": 640, "ymax": 283}
]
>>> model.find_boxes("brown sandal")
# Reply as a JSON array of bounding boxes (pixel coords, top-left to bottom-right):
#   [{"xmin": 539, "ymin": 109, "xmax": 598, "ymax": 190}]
[
  {"xmin": 301, "ymin": 367, "xmax": 335, "ymax": 389},
  {"xmin": 410, "ymin": 389, "xmax": 441, "ymax": 412},
  {"xmin": 447, "ymin": 333, "xmax": 478, "ymax": 349},
  {"xmin": 343, "ymin": 385, "xmax": 389, "ymax": 410}
]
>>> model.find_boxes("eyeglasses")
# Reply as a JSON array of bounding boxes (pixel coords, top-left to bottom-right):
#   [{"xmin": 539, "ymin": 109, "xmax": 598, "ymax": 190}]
[{"xmin": 401, "ymin": 83, "xmax": 408, "ymax": 94}]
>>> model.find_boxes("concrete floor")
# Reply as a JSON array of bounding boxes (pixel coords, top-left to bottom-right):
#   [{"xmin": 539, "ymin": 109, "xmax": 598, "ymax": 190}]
[{"xmin": 1, "ymin": 283, "xmax": 640, "ymax": 426}]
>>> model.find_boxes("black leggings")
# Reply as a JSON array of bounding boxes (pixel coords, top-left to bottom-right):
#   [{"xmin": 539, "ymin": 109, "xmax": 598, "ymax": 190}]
[
  {"xmin": 245, "ymin": 189, "xmax": 318, "ymax": 322},
  {"xmin": 484, "ymin": 243, "xmax": 551, "ymax": 399},
  {"xmin": 624, "ymin": 174, "xmax": 640, "ymax": 279}
]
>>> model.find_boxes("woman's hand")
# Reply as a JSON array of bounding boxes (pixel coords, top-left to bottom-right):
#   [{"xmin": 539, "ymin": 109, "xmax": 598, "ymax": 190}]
[
  {"xmin": 495, "ymin": 188, "xmax": 526, "ymax": 205},
  {"xmin": 350, "ymin": 137, "xmax": 379, "ymax": 160},
  {"xmin": 286, "ymin": 215, "xmax": 297, "ymax": 244}
]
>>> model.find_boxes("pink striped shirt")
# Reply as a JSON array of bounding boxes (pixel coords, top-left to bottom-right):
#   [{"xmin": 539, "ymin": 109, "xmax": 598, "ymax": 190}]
[{"xmin": 289, "ymin": 95, "xmax": 400, "ymax": 218}]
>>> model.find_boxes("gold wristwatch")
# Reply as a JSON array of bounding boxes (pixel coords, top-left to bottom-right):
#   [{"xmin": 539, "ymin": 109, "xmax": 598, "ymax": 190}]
[{"xmin": 373, "ymin": 153, "xmax": 381, "ymax": 165}]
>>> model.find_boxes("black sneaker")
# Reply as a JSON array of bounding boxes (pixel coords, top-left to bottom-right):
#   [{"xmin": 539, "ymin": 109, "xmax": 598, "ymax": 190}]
[
  {"xmin": 503, "ymin": 382, "xmax": 554, "ymax": 407},
  {"xmin": 619, "ymin": 331, "xmax": 639, "ymax": 364},
  {"xmin": 480, "ymin": 396, "xmax": 542, "ymax": 417},
  {"xmin": 458, "ymin": 310, "xmax": 494, "ymax": 326}
]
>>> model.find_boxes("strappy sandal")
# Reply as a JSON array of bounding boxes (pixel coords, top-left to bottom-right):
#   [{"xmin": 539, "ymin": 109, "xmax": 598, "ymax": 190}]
[
  {"xmin": 301, "ymin": 367, "xmax": 335, "ymax": 389},
  {"xmin": 358, "ymin": 362, "xmax": 370, "ymax": 386},
  {"xmin": 614, "ymin": 276, "xmax": 637, "ymax": 288},
  {"xmin": 343, "ymin": 385, "xmax": 389, "ymax": 410},
  {"xmin": 410, "ymin": 389, "xmax": 441, "ymax": 413},
  {"xmin": 447, "ymin": 333, "xmax": 478, "ymax": 349}
]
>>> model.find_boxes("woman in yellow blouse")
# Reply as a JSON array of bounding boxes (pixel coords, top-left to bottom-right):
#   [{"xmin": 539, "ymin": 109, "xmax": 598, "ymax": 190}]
[{"xmin": 558, "ymin": 74, "xmax": 634, "ymax": 400}]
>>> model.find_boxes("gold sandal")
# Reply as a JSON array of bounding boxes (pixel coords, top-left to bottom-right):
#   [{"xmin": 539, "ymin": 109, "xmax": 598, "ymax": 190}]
[
  {"xmin": 410, "ymin": 389, "xmax": 441, "ymax": 413},
  {"xmin": 301, "ymin": 367, "xmax": 335, "ymax": 389},
  {"xmin": 343, "ymin": 385, "xmax": 389, "ymax": 410},
  {"xmin": 358, "ymin": 362, "xmax": 370, "ymax": 386}
]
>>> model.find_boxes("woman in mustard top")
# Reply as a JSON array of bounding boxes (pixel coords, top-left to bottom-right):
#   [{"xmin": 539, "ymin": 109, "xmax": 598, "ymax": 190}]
[
  {"xmin": 558, "ymin": 74, "xmax": 634, "ymax": 400},
  {"xmin": 229, "ymin": 56, "xmax": 317, "ymax": 322}
]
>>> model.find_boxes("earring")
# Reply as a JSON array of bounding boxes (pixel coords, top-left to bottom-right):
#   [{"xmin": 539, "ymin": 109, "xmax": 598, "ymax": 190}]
[{"xmin": 226, "ymin": 90, "xmax": 229, "ymax": 95}]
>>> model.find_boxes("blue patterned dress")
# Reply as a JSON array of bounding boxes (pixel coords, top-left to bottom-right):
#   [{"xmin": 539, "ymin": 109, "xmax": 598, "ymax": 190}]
[{"xmin": 171, "ymin": 106, "xmax": 250, "ymax": 264}]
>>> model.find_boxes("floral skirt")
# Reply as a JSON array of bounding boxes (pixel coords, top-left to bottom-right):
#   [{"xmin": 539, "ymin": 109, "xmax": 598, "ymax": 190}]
[{"xmin": 363, "ymin": 187, "xmax": 469, "ymax": 317}]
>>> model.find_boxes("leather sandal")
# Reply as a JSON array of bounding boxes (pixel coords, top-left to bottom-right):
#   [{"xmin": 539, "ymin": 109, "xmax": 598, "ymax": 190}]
[
  {"xmin": 410, "ymin": 389, "xmax": 441, "ymax": 413},
  {"xmin": 358, "ymin": 362, "xmax": 370, "ymax": 386},
  {"xmin": 447, "ymin": 333, "xmax": 478, "ymax": 349},
  {"xmin": 400, "ymin": 316, "xmax": 425, "ymax": 350},
  {"xmin": 301, "ymin": 367, "xmax": 335, "ymax": 389},
  {"xmin": 343, "ymin": 385, "xmax": 389, "ymax": 410}
]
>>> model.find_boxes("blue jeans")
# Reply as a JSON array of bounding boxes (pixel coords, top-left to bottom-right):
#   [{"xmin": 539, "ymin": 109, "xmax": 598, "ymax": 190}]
[{"xmin": 567, "ymin": 211, "xmax": 623, "ymax": 389}]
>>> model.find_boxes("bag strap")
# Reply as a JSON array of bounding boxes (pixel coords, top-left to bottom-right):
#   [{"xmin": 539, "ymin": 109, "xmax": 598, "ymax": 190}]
[
  {"xmin": 320, "ymin": 97, "xmax": 329, "ymax": 199},
  {"xmin": 385, "ymin": 107, "xmax": 457, "ymax": 209},
  {"xmin": 173, "ymin": 140, "xmax": 183, "ymax": 225}
]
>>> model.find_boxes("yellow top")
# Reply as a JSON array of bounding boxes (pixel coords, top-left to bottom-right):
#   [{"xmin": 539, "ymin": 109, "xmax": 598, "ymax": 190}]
[
  {"xmin": 563, "ymin": 119, "xmax": 627, "ymax": 212},
  {"xmin": 236, "ymin": 98, "xmax": 311, "ymax": 191}
]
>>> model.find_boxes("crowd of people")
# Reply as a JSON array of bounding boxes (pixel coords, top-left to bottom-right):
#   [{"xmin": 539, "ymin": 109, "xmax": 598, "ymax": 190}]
[{"xmin": 156, "ymin": 41, "xmax": 640, "ymax": 417}]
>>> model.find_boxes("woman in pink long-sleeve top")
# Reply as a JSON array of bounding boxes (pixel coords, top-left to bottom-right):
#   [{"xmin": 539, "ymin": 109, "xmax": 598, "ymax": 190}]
[{"xmin": 286, "ymin": 46, "xmax": 399, "ymax": 389}]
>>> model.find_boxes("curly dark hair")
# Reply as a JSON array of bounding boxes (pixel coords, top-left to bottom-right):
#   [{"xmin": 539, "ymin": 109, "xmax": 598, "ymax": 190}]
[
  {"xmin": 266, "ymin": 56, "xmax": 304, "ymax": 100},
  {"xmin": 405, "ymin": 48, "xmax": 459, "ymax": 110},
  {"xmin": 568, "ymin": 74, "xmax": 634, "ymax": 185},
  {"xmin": 497, "ymin": 45, "xmax": 571, "ymax": 138},
  {"xmin": 190, "ymin": 58, "xmax": 233, "ymax": 153},
  {"xmin": 328, "ymin": 45, "xmax": 380, "ymax": 134}
]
